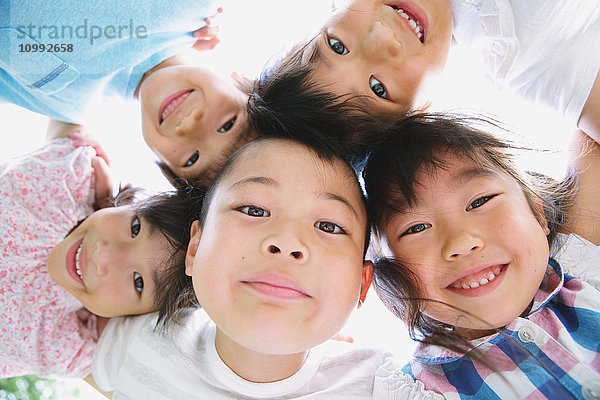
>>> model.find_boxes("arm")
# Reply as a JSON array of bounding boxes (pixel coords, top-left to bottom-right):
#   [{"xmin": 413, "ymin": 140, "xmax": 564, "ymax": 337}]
[
  {"xmin": 579, "ymin": 69, "xmax": 600, "ymax": 145},
  {"xmin": 46, "ymin": 119, "xmax": 84, "ymax": 141},
  {"xmin": 567, "ymin": 129, "xmax": 600, "ymax": 245}
]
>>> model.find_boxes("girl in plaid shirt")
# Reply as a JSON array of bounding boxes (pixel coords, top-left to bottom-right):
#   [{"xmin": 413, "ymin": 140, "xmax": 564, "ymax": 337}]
[{"xmin": 362, "ymin": 113, "xmax": 600, "ymax": 399}]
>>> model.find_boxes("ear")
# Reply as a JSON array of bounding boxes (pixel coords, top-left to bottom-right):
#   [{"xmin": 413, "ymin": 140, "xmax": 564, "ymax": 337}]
[
  {"xmin": 331, "ymin": 1, "xmax": 337, "ymax": 12},
  {"xmin": 185, "ymin": 220, "xmax": 202, "ymax": 276},
  {"xmin": 358, "ymin": 260, "xmax": 374, "ymax": 309},
  {"xmin": 531, "ymin": 195, "xmax": 550, "ymax": 236}
]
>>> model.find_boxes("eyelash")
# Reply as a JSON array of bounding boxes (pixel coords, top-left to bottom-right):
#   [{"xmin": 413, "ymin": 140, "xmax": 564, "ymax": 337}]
[
  {"xmin": 401, "ymin": 195, "xmax": 497, "ymax": 236},
  {"xmin": 369, "ymin": 76, "xmax": 387, "ymax": 99},
  {"xmin": 466, "ymin": 195, "xmax": 496, "ymax": 211},
  {"xmin": 236, "ymin": 205, "xmax": 270, "ymax": 217},
  {"xmin": 184, "ymin": 151, "xmax": 199, "ymax": 167},
  {"xmin": 327, "ymin": 37, "xmax": 348, "ymax": 55},
  {"xmin": 218, "ymin": 117, "xmax": 236, "ymax": 133},
  {"xmin": 236, "ymin": 205, "xmax": 347, "ymax": 234},
  {"xmin": 315, "ymin": 221, "xmax": 347, "ymax": 235},
  {"xmin": 133, "ymin": 272, "xmax": 144, "ymax": 296},
  {"xmin": 402, "ymin": 222, "xmax": 431, "ymax": 236},
  {"xmin": 130, "ymin": 216, "xmax": 141, "ymax": 238}
]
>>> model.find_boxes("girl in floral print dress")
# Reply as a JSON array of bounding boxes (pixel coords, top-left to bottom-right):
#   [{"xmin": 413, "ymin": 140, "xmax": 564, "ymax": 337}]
[{"xmin": 0, "ymin": 125, "xmax": 197, "ymax": 379}]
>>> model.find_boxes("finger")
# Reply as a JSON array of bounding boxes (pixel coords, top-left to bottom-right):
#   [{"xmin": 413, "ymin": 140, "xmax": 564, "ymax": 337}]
[
  {"xmin": 193, "ymin": 25, "xmax": 219, "ymax": 38},
  {"xmin": 191, "ymin": 37, "xmax": 220, "ymax": 52},
  {"xmin": 91, "ymin": 156, "xmax": 113, "ymax": 207}
]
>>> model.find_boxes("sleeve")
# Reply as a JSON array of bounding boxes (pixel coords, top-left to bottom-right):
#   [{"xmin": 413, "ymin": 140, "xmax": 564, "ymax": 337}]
[
  {"xmin": 92, "ymin": 313, "xmax": 158, "ymax": 392},
  {"xmin": 1, "ymin": 138, "xmax": 96, "ymax": 231},
  {"xmin": 373, "ymin": 357, "xmax": 445, "ymax": 400}
]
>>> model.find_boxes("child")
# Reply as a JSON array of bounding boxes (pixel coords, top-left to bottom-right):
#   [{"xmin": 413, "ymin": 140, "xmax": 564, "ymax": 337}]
[
  {"xmin": 1, "ymin": 0, "xmax": 256, "ymax": 185},
  {"xmin": 361, "ymin": 113, "xmax": 600, "ymax": 398},
  {"xmin": 248, "ymin": 0, "xmax": 600, "ymax": 145},
  {"xmin": 0, "ymin": 128, "xmax": 198, "ymax": 379},
  {"xmin": 91, "ymin": 136, "xmax": 443, "ymax": 399}
]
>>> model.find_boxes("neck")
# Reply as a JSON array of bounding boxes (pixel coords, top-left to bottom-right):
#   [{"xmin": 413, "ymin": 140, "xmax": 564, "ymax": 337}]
[{"xmin": 214, "ymin": 329, "xmax": 308, "ymax": 383}]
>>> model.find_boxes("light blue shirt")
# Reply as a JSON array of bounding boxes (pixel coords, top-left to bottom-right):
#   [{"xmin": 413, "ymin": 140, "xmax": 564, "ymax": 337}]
[{"xmin": 0, "ymin": 0, "xmax": 218, "ymax": 123}]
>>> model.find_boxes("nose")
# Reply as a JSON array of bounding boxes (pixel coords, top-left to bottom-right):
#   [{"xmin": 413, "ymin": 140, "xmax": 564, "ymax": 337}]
[
  {"xmin": 441, "ymin": 231, "xmax": 484, "ymax": 261},
  {"xmin": 261, "ymin": 231, "xmax": 310, "ymax": 263},
  {"xmin": 365, "ymin": 21, "xmax": 402, "ymax": 59},
  {"xmin": 174, "ymin": 108, "xmax": 205, "ymax": 137},
  {"xmin": 93, "ymin": 241, "xmax": 126, "ymax": 276}
]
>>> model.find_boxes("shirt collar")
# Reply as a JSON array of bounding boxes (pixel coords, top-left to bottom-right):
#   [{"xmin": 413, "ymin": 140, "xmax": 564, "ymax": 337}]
[{"xmin": 413, "ymin": 258, "xmax": 564, "ymax": 364}]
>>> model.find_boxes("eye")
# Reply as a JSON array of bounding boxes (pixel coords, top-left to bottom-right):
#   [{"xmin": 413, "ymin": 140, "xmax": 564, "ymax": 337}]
[
  {"xmin": 130, "ymin": 216, "xmax": 141, "ymax": 238},
  {"xmin": 327, "ymin": 37, "xmax": 348, "ymax": 55},
  {"xmin": 218, "ymin": 117, "xmax": 236, "ymax": 133},
  {"xmin": 237, "ymin": 205, "xmax": 270, "ymax": 217},
  {"xmin": 402, "ymin": 223, "xmax": 431, "ymax": 236},
  {"xmin": 315, "ymin": 221, "xmax": 346, "ymax": 234},
  {"xmin": 184, "ymin": 151, "xmax": 199, "ymax": 167},
  {"xmin": 369, "ymin": 76, "xmax": 387, "ymax": 99},
  {"xmin": 133, "ymin": 272, "xmax": 144, "ymax": 295},
  {"xmin": 466, "ymin": 195, "xmax": 495, "ymax": 211}
]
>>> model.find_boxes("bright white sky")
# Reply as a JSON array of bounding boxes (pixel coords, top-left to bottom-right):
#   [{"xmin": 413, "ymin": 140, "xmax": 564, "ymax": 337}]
[{"xmin": 0, "ymin": 0, "xmax": 577, "ymax": 363}]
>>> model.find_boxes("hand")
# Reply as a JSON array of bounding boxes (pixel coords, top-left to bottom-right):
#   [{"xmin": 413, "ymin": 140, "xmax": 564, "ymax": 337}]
[
  {"xmin": 331, "ymin": 333, "xmax": 354, "ymax": 343},
  {"xmin": 191, "ymin": 7, "xmax": 222, "ymax": 51},
  {"xmin": 91, "ymin": 156, "xmax": 113, "ymax": 210},
  {"xmin": 69, "ymin": 130, "xmax": 111, "ymax": 167}
]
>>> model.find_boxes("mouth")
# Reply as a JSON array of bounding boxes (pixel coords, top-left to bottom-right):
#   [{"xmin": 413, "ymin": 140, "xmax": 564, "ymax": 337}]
[
  {"xmin": 388, "ymin": 3, "xmax": 425, "ymax": 43},
  {"xmin": 447, "ymin": 264, "xmax": 507, "ymax": 297},
  {"xmin": 159, "ymin": 89, "xmax": 193, "ymax": 124},
  {"xmin": 66, "ymin": 239, "xmax": 85, "ymax": 285},
  {"xmin": 242, "ymin": 274, "xmax": 311, "ymax": 300}
]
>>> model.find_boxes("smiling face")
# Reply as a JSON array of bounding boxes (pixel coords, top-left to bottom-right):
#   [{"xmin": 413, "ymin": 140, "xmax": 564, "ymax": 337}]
[
  {"xmin": 139, "ymin": 65, "xmax": 256, "ymax": 181},
  {"xmin": 47, "ymin": 206, "xmax": 169, "ymax": 317},
  {"xmin": 310, "ymin": 0, "xmax": 453, "ymax": 113},
  {"xmin": 185, "ymin": 139, "xmax": 372, "ymax": 357},
  {"xmin": 381, "ymin": 154, "xmax": 550, "ymax": 335}
]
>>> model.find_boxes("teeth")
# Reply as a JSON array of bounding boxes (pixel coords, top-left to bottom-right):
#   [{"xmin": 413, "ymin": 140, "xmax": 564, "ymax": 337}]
[
  {"xmin": 392, "ymin": 7, "xmax": 424, "ymax": 42},
  {"xmin": 75, "ymin": 244, "xmax": 83, "ymax": 279},
  {"xmin": 451, "ymin": 266, "xmax": 502, "ymax": 290},
  {"xmin": 160, "ymin": 92, "xmax": 192, "ymax": 123}
]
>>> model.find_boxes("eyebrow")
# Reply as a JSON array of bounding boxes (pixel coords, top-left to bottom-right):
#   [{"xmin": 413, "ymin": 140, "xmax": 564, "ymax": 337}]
[
  {"xmin": 452, "ymin": 167, "xmax": 499, "ymax": 185},
  {"xmin": 318, "ymin": 191, "xmax": 360, "ymax": 220},
  {"xmin": 229, "ymin": 176, "xmax": 279, "ymax": 189},
  {"xmin": 229, "ymin": 175, "xmax": 360, "ymax": 219}
]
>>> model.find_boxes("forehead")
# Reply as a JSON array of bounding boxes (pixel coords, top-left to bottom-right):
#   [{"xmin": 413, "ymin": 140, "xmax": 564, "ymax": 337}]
[{"xmin": 218, "ymin": 140, "xmax": 365, "ymax": 213}]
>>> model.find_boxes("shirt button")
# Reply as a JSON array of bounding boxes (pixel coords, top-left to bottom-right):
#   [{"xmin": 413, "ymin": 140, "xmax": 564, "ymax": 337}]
[
  {"xmin": 517, "ymin": 327, "xmax": 535, "ymax": 343},
  {"xmin": 583, "ymin": 382, "xmax": 600, "ymax": 400}
]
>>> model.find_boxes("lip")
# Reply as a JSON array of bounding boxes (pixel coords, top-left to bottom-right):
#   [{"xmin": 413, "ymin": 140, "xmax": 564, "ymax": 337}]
[
  {"xmin": 159, "ymin": 89, "xmax": 194, "ymax": 124},
  {"xmin": 66, "ymin": 238, "xmax": 85, "ymax": 286},
  {"xmin": 242, "ymin": 273, "xmax": 311, "ymax": 300},
  {"xmin": 446, "ymin": 264, "xmax": 507, "ymax": 298},
  {"xmin": 387, "ymin": 1, "xmax": 428, "ymax": 42}
]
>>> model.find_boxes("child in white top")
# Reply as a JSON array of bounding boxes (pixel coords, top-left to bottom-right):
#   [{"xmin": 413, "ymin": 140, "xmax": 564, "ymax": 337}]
[
  {"xmin": 362, "ymin": 114, "xmax": 600, "ymax": 398},
  {"xmin": 92, "ymin": 135, "xmax": 443, "ymax": 399},
  {"xmin": 249, "ymin": 0, "xmax": 600, "ymax": 146}
]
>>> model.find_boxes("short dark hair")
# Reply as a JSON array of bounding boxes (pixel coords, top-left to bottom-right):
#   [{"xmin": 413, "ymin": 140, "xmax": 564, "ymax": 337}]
[
  {"xmin": 156, "ymin": 134, "xmax": 373, "ymax": 330},
  {"xmin": 361, "ymin": 113, "xmax": 578, "ymax": 358}
]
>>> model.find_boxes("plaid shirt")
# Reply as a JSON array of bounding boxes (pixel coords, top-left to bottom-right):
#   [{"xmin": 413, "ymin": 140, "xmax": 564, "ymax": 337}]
[{"xmin": 403, "ymin": 234, "xmax": 600, "ymax": 399}]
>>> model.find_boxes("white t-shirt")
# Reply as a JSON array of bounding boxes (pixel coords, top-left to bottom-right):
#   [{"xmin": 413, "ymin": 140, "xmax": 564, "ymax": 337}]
[
  {"xmin": 451, "ymin": 0, "xmax": 600, "ymax": 124},
  {"xmin": 93, "ymin": 309, "xmax": 442, "ymax": 399}
]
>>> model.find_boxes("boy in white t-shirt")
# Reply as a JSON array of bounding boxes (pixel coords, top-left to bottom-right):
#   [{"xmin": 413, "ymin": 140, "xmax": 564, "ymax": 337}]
[{"xmin": 92, "ymin": 135, "xmax": 442, "ymax": 399}]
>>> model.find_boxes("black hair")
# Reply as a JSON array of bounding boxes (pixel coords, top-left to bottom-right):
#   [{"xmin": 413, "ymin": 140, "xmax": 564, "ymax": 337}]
[{"xmin": 362, "ymin": 113, "xmax": 578, "ymax": 357}]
